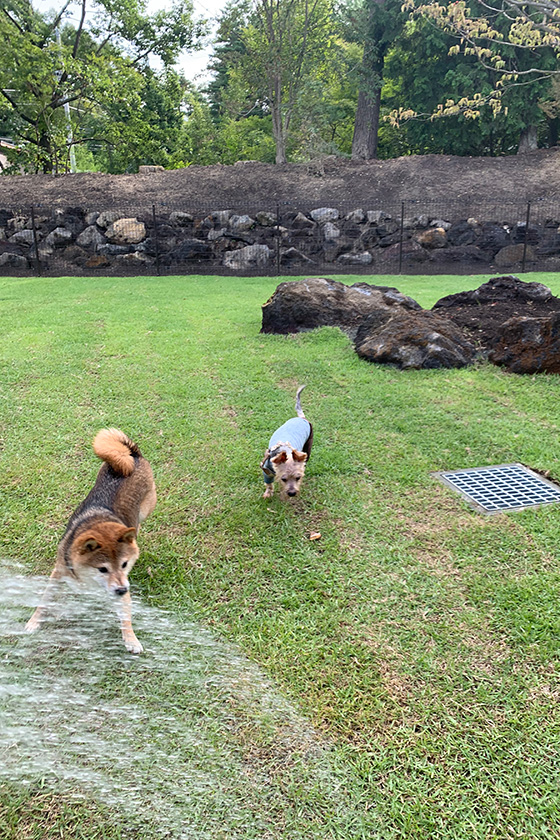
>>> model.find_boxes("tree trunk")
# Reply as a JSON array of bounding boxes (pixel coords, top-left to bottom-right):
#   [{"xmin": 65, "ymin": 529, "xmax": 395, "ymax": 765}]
[
  {"xmin": 351, "ymin": 85, "xmax": 381, "ymax": 160},
  {"xmin": 271, "ymin": 102, "xmax": 287, "ymax": 164},
  {"xmin": 547, "ymin": 116, "xmax": 559, "ymax": 147},
  {"xmin": 517, "ymin": 125, "xmax": 538, "ymax": 154}
]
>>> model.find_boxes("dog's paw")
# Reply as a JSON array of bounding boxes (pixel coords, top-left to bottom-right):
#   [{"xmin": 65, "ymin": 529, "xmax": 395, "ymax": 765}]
[{"xmin": 124, "ymin": 636, "xmax": 144, "ymax": 655}]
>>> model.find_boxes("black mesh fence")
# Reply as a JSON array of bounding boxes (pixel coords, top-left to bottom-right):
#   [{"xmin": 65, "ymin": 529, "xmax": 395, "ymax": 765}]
[{"xmin": 1, "ymin": 198, "xmax": 559, "ymax": 277}]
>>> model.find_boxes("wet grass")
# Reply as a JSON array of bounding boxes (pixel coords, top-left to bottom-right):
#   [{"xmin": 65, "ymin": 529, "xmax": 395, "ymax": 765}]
[{"xmin": 1, "ymin": 271, "xmax": 560, "ymax": 839}]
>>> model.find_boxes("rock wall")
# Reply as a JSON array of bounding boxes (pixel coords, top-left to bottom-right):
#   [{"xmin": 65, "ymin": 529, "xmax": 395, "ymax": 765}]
[{"xmin": 1, "ymin": 203, "xmax": 560, "ymax": 274}]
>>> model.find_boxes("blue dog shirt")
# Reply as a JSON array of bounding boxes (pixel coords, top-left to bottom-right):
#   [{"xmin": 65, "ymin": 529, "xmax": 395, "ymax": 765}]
[{"xmin": 262, "ymin": 417, "xmax": 312, "ymax": 484}]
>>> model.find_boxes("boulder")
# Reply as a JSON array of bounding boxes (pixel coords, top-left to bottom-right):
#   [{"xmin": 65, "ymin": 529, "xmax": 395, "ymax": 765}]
[
  {"xmin": 76, "ymin": 225, "xmax": 106, "ymax": 249},
  {"xmin": 345, "ymin": 208, "xmax": 365, "ymax": 223},
  {"xmin": 416, "ymin": 227, "xmax": 447, "ymax": 248},
  {"xmin": 280, "ymin": 247, "xmax": 314, "ymax": 265},
  {"xmin": 45, "ymin": 227, "xmax": 74, "ymax": 248},
  {"xmin": 478, "ymin": 222, "xmax": 510, "ymax": 254},
  {"xmin": 166, "ymin": 239, "xmax": 212, "ymax": 262},
  {"xmin": 261, "ymin": 277, "xmax": 421, "ymax": 334},
  {"xmin": 323, "ymin": 222, "xmax": 340, "ymax": 241},
  {"xmin": 224, "ymin": 243, "xmax": 271, "ymax": 269},
  {"xmin": 291, "ymin": 212, "xmax": 315, "ymax": 230},
  {"xmin": 336, "ymin": 251, "xmax": 373, "ymax": 266},
  {"xmin": 138, "ymin": 165, "xmax": 164, "ymax": 173},
  {"xmin": 447, "ymin": 220, "xmax": 478, "ymax": 247},
  {"xmin": 489, "ymin": 313, "xmax": 560, "ymax": 373},
  {"xmin": 207, "ymin": 227, "xmax": 227, "ymax": 241},
  {"xmin": 169, "ymin": 211, "xmax": 194, "ymax": 226},
  {"xmin": 97, "ymin": 243, "xmax": 131, "ymax": 257},
  {"xmin": 10, "ymin": 229, "xmax": 35, "ymax": 246},
  {"xmin": 354, "ymin": 310, "xmax": 476, "ymax": 370},
  {"xmin": 256, "ymin": 211, "xmax": 277, "ymax": 226},
  {"xmin": 494, "ymin": 243, "xmax": 536, "ymax": 267},
  {"xmin": 432, "ymin": 275, "xmax": 560, "ymax": 352},
  {"xmin": 85, "ymin": 254, "xmax": 111, "ymax": 269},
  {"xmin": 381, "ymin": 240, "xmax": 429, "ymax": 263},
  {"xmin": 62, "ymin": 245, "xmax": 87, "ymax": 264},
  {"xmin": 429, "ymin": 245, "xmax": 490, "ymax": 265},
  {"xmin": 434, "ymin": 275, "xmax": 554, "ymax": 309},
  {"xmin": 430, "ymin": 218, "xmax": 452, "ymax": 231},
  {"xmin": 105, "ymin": 218, "xmax": 146, "ymax": 245},
  {"xmin": 310, "ymin": 207, "xmax": 339, "ymax": 223},
  {"xmin": 115, "ymin": 252, "xmax": 151, "ymax": 265},
  {"xmin": 96, "ymin": 211, "xmax": 121, "ymax": 229},
  {"xmin": 229, "ymin": 214, "xmax": 255, "ymax": 232},
  {"xmin": 366, "ymin": 210, "xmax": 391, "ymax": 224},
  {"xmin": 0, "ymin": 252, "xmax": 28, "ymax": 269},
  {"xmin": 213, "ymin": 210, "xmax": 232, "ymax": 226}
]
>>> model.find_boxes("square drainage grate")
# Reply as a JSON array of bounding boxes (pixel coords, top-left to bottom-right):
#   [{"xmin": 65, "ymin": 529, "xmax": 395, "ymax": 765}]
[{"xmin": 434, "ymin": 463, "xmax": 560, "ymax": 514}]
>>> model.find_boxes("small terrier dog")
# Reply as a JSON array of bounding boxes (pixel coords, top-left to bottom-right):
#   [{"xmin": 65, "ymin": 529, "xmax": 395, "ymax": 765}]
[
  {"xmin": 26, "ymin": 428, "xmax": 156, "ymax": 654},
  {"xmin": 261, "ymin": 386, "xmax": 313, "ymax": 499}
]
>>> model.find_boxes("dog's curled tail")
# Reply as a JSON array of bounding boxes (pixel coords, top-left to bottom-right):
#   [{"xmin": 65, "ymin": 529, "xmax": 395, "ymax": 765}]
[
  {"xmin": 93, "ymin": 428, "xmax": 141, "ymax": 476},
  {"xmin": 295, "ymin": 384, "xmax": 306, "ymax": 418}
]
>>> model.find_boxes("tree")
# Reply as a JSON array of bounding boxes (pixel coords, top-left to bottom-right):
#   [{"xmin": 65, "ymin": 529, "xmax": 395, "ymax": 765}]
[
  {"xmin": 406, "ymin": 0, "xmax": 560, "ymax": 145},
  {"xmin": 346, "ymin": 0, "xmax": 406, "ymax": 160},
  {"xmin": 0, "ymin": 0, "xmax": 205, "ymax": 172},
  {"xmin": 241, "ymin": 0, "xmax": 334, "ymax": 164},
  {"xmin": 380, "ymin": 15, "xmax": 553, "ymax": 156}
]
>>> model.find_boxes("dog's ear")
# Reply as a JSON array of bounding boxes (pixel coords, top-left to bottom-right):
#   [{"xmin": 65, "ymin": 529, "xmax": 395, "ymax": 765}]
[
  {"xmin": 78, "ymin": 535, "xmax": 100, "ymax": 554},
  {"xmin": 271, "ymin": 451, "xmax": 288, "ymax": 464},
  {"xmin": 292, "ymin": 449, "xmax": 308, "ymax": 462},
  {"xmin": 118, "ymin": 527, "xmax": 136, "ymax": 544}
]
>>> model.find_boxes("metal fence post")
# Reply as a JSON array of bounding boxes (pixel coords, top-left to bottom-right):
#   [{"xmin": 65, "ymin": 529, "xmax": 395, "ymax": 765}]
[
  {"xmin": 30, "ymin": 204, "xmax": 41, "ymax": 276},
  {"xmin": 398, "ymin": 200, "xmax": 405, "ymax": 274},
  {"xmin": 276, "ymin": 203, "xmax": 281, "ymax": 276},
  {"xmin": 152, "ymin": 204, "xmax": 160, "ymax": 276},
  {"xmin": 521, "ymin": 201, "xmax": 531, "ymax": 273}
]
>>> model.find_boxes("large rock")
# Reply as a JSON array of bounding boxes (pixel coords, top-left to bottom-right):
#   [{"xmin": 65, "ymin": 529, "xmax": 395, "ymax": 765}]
[
  {"xmin": 224, "ymin": 243, "xmax": 271, "ymax": 269},
  {"xmin": 494, "ymin": 243, "xmax": 536, "ymax": 267},
  {"xmin": 228, "ymin": 214, "xmax": 255, "ymax": 232},
  {"xmin": 0, "ymin": 252, "xmax": 28, "ymax": 269},
  {"xmin": 336, "ymin": 251, "xmax": 373, "ymax": 266},
  {"xmin": 432, "ymin": 275, "xmax": 560, "ymax": 352},
  {"xmin": 106, "ymin": 218, "xmax": 146, "ymax": 245},
  {"xmin": 44, "ymin": 227, "xmax": 74, "ymax": 248},
  {"xmin": 354, "ymin": 310, "xmax": 476, "ymax": 370},
  {"xmin": 489, "ymin": 313, "xmax": 560, "ymax": 373},
  {"xmin": 261, "ymin": 277, "xmax": 421, "ymax": 334},
  {"xmin": 416, "ymin": 227, "xmax": 447, "ymax": 248},
  {"xmin": 434, "ymin": 275, "xmax": 554, "ymax": 309},
  {"xmin": 165, "ymin": 239, "xmax": 212, "ymax": 262},
  {"xmin": 10, "ymin": 229, "xmax": 35, "ymax": 246},
  {"xmin": 310, "ymin": 207, "xmax": 339, "ymax": 223},
  {"xmin": 76, "ymin": 225, "xmax": 106, "ymax": 249},
  {"xmin": 96, "ymin": 210, "xmax": 121, "ymax": 229}
]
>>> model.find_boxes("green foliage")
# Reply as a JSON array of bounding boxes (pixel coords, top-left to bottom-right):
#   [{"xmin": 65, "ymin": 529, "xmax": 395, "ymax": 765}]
[
  {"xmin": 0, "ymin": 0, "xmax": 204, "ymax": 173},
  {"xmin": 379, "ymin": 16, "xmax": 554, "ymax": 156}
]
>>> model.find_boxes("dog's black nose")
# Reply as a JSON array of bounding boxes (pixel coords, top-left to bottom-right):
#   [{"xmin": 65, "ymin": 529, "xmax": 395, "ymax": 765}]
[
  {"xmin": 287, "ymin": 490, "xmax": 297, "ymax": 497},
  {"xmin": 114, "ymin": 587, "xmax": 128, "ymax": 597}
]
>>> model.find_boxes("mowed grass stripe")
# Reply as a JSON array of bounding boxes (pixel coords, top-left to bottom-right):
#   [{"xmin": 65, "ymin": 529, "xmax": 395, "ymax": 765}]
[{"xmin": 1, "ymin": 272, "xmax": 559, "ymax": 839}]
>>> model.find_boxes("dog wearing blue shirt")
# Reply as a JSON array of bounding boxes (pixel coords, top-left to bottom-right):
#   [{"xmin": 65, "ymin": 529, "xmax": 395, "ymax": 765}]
[{"xmin": 260, "ymin": 385, "xmax": 313, "ymax": 499}]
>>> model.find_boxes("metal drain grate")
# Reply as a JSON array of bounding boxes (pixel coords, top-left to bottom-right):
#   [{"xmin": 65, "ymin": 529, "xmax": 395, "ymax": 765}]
[{"xmin": 434, "ymin": 463, "xmax": 560, "ymax": 514}]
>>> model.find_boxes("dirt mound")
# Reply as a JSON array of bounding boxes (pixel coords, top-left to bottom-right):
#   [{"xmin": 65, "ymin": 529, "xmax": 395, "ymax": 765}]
[
  {"xmin": 432, "ymin": 275, "xmax": 560, "ymax": 348},
  {"xmin": 2, "ymin": 149, "xmax": 560, "ymax": 211}
]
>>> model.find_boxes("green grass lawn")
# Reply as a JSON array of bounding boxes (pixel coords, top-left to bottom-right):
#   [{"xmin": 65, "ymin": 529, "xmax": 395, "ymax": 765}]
[{"xmin": 1, "ymin": 271, "xmax": 560, "ymax": 839}]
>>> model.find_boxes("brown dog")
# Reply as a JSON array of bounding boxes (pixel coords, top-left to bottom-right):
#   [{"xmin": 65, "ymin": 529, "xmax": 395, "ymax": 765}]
[
  {"xmin": 26, "ymin": 428, "xmax": 156, "ymax": 653},
  {"xmin": 260, "ymin": 386, "xmax": 313, "ymax": 499}
]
